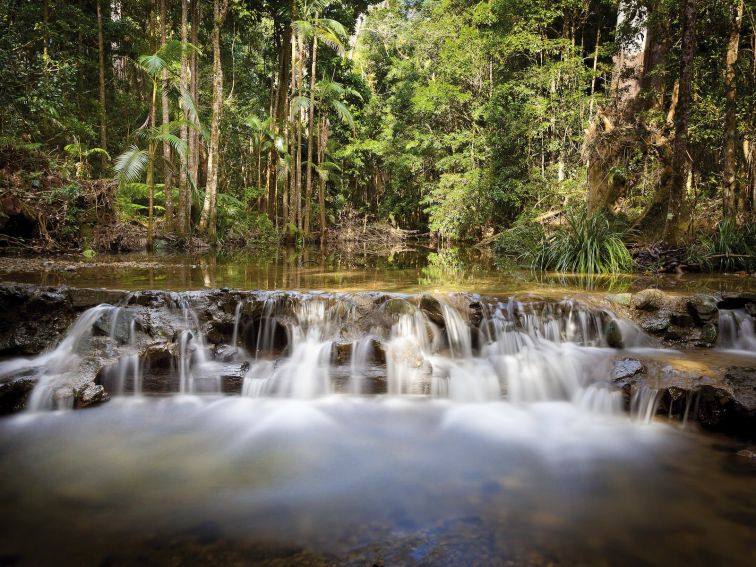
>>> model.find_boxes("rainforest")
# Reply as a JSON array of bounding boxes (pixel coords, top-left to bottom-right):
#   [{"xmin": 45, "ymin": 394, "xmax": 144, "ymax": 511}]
[{"xmin": 0, "ymin": 1, "xmax": 754, "ymax": 566}]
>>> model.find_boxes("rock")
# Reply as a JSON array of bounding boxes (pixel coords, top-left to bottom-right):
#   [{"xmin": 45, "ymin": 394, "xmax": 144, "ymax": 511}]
[
  {"xmin": 607, "ymin": 293, "xmax": 632, "ymax": 307},
  {"xmin": 612, "ymin": 358, "xmax": 644, "ymax": 382},
  {"xmin": 214, "ymin": 344, "xmax": 240, "ymax": 363},
  {"xmin": 632, "ymin": 289, "xmax": 666, "ymax": 311},
  {"xmin": 606, "ymin": 319, "xmax": 624, "ymax": 348},
  {"xmin": 142, "ymin": 343, "xmax": 177, "ymax": 368},
  {"xmin": 333, "ymin": 342, "xmax": 352, "ymax": 364},
  {"xmin": 68, "ymin": 288, "xmax": 128, "ymax": 309},
  {"xmin": 736, "ymin": 449, "xmax": 756, "ymax": 459},
  {"xmin": 0, "ymin": 376, "xmax": 36, "ymax": 415},
  {"xmin": 419, "ymin": 295, "xmax": 445, "ymax": 327},
  {"xmin": 641, "ymin": 317, "xmax": 670, "ymax": 334},
  {"xmin": 701, "ymin": 323, "xmax": 718, "ymax": 344},
  {"xmin": 77, "ymin": 383, "xmax": 109, "ymax": 407},
  {"xmin": 383, "ymin": 298, "xmax": 416, "ymax": 317},
  {"xmin": 687, "ymin": 294, "xmax": 719, "ymax": 324}
]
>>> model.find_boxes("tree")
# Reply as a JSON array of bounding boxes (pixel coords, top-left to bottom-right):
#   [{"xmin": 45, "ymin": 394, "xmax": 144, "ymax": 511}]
[
  {"xmin": 723, "ymin": 0, "xmax": 744, "ymax": 221},
  {"xmin": 198, "ymin": 0, "xmax": 229, "ymax": 242},
  {"xmin": 293, "ymin": 3, "xmax": 348, "ymax": 235},
  {"xmin": 160, "ymin": 0, "xmax": 174, "ymax": 231},
  {"xmin": 665, "ymin": 0, "xmax": 697, "ymax": 244},
  {"xmin": 114, "ymin": 41, "xmax": 188, "ymax": 249},
  {"xmin": 294, "ymin": 77, "xmax": 355, "ymax": 236},
  {"xmin": 178, "ymin": 0, "xmax": 191, "ymax": 236},
  {"xmin": 96, "ymin": 0, "xmax": 108, "ymax": 170}
]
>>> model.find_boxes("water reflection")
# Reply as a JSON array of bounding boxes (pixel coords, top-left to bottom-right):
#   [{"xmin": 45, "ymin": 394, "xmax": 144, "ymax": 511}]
[{"xmin": 0, "ymin": 245, "xmax": 754, "ymax": 295}]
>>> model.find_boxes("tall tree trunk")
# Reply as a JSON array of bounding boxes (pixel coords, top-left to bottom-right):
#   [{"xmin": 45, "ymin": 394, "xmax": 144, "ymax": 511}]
[
  {"xmin": 160, "ymin": 0, "xmax": 173, "ymax": 231},
  {"xmin": 198, "ymin": 0, "xmax": 228, "ymax": 243},
  {"xmin": 178, "ymin": 0, "xmax": 190, "ymax": 237},
  {"xmin": 96, "ymin": 0, "xmax": 108, "ymax": 169},
  {"xmin": 665, "ymin": 0, "xmax": 697, "ymax": 244},
  {"xmin": 296, "ymin": 36, "xmax": 304, "ymax": 231},
  {"xmin": 304, "ymin": 36, "xmax": 317, "ymax": 235},
  {"xmin": 148, "ymin": 81, "xmax": 157, "ymax": 251},
  {"xmin": 190, "ymin": 0, "xmax": 201, "ymax": 198},
  {"xmin": 723, "ymin": 0, "xmax": 744, "ymax": 221},
  {"xmin": 318, "ymin": 116, "xmax": 329, "ymax": 237},
  {"xmin": 285, "ymin": 30, "xmax": 296, "ymax": 227}
]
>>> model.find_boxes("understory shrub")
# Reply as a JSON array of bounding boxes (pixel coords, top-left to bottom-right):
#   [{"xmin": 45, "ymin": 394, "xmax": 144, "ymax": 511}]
[
  {"xmin": 534, "ymin": 207, "xmax": 633, "ymax": 274},
  {"xmin": 687, "ymin": 219, "xmax": 755, "ymax": 272}
]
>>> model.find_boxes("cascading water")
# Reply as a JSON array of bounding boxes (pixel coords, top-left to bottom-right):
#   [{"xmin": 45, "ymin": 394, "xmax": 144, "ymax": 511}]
[
  {"xmin": 243, "ymin": 297, "xmax": 336, "ymax": 398},
  {"xmin": 718, "ymin": 309, "xmax": 756, "ymax": 352},
  {"xmin": 1, "ymin": 290, "xmax": 669, "ymax": 419},
  {"xmin": 4, "ymin": 285, "xmax": 754, "ymax": 565}
]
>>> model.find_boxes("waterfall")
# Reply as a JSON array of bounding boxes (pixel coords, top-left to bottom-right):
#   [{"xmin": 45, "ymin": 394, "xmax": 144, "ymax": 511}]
[
  {"xmin": 243, "ymin": 297, "xmax": 334, "ymax": 398},
  {"xmin": 2, "ymin": 290, "xmax": 667, "ymax": 422},
  {"xmin": 718, "ymin": 309, "xmax": 756, "ymax": 352},
  {"xmin": 0, "ymin": 304, "xmax": 115, "ymax": 411}
]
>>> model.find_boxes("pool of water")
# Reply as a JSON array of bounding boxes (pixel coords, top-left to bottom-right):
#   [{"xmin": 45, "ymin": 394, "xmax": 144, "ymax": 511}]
[
  {"xmin": 0, "ymin": 397, "xmax": 754, "ymax": 566},
  {"xmin": 1, "ymin": 246, "xmax": 754, "ymax": 295}
]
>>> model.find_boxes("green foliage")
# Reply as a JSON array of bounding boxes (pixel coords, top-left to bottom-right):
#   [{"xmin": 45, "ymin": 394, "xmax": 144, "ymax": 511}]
[
  {"xmin": 494, "ymin": 223, "xmax": 546, "ymax": 266},
  {"xmin": 534, "ymin": 208, "xmax": 633, "ymax": 274},
  {"xmin": 687, "ymin": 220, "xmax": 755, "ymax": 273},
  {"xmin": 216, "ymin": 193, "xmax": 277, "ymax": 245}
]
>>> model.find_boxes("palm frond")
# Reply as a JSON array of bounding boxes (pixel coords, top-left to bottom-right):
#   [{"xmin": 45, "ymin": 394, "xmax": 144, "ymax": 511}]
[
  {"xmin": 291, "ymin": 95, "xmax": 312, "ymax": 116},
  {"xmin": 330, "ymin": 100, "xmax": 355, "ymax": 129},
  {"xmin": 114, "ymin": 146, "xmax": 148, "ymax": 184}
]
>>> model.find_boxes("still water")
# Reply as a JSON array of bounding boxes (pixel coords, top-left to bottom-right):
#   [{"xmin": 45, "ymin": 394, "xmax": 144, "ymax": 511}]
[{"xmin": 1, "ymin": 246, "xmax": 754, "ymax": 294}]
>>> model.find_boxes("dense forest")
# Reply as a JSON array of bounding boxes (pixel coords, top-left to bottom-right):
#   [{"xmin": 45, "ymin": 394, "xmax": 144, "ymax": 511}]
[{"xmin": 0, "ymin": 0, "xmax": 754, "ymax": 272}]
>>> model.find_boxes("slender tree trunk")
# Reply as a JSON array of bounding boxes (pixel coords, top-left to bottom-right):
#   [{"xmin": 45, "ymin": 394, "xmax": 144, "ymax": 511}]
[
  {"xmin": 198, "ymin": 0, "xmax": 228, "ymax": 243},
  {"xmin": 96, "ymin": 0, "xmax": 108, "ymax": 169},
  {"xmin": 42, "ymin": 0, "xmax": 49, "ymax": 62},
  {"xmin": 178, "ymin": 0, "xmax": 190, "ymax": 237},
  {"xmin": 318, "ymin": 117, "xmax": 329, "ymax": 237},
  {"xmin": 159, "ymin": 0, "xmax": 173, "ymax": 231},
  {"xmin": 190, "ymin": 0, "xmax": 201, "ymax": 197},
  {"xmin": 268, "ymin": 21, "xmax": 292, "ymax": 224},
  {"xmin": 148, "ymin": 81, "xmax": 158, "ymax": 251},
  {"xmin": 296, "ymin": 36, "xmax": 304, "ymax": 231},
  {"xmin": 285, "ymin": 31, "xmax": 296, "ymax": 227},
  {"xmin": 588, "ymin": 28, "xmax": 600, "ymax": 119},
  {"xmin": 723, "ymin": 0, "xmax": 744, "ymax": 221},
  {"xmin": 304, "ymin": 37, "xmax": 317, "ymax": 235},
  {"xmin": 665, "ymin": 0, "xmax": 697, "ymax": 244}
]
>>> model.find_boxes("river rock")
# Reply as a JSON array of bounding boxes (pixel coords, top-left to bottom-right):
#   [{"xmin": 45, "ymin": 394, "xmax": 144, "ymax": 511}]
[
  {"xmin": 606, "ymin": 319, "xmax": 624, "ymax": 348},
  {"xmin": 607, "ymin": 293, "xmax": 632, "ymax": 307},
  {"xmin": 383, "ymin": 297, "xmax": 417, "ymax": 317},
  {"xmin": 419, "ymin": 295, "xmax": 445, "ymax": 327},
  {"xmin": 631, "ymin": 289, "xmax": 666, "ymax": 311},
  {"xmin": 612, "ymin": 358, "xmax": 644, "ymax": 381},
  {"xmin": 687, "ymin": 294, "xmax": 719, "ymax": 324},
  {"xmin": 68, "ymin": 287, "xmax": 128, "ymax": 309},
  {"xmin": 641, "ymin": 317, "xmax": 670, "ymax": 334}
]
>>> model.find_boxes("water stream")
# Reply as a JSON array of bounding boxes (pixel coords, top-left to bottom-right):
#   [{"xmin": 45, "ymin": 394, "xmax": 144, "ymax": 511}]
[{"xmin": 0, "ymin": 251, "xmax": 754, "ymax": 565}]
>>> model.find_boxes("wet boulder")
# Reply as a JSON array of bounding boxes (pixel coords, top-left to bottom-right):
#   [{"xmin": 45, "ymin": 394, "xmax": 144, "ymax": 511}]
[
  {"xmin": 68, "ymin": 287, "xmax": 128, "ymax": 309},
  {"xmin": 612, "ymin": 358, "xmax": 645, "ymax": 382},
  {"xmin": 419, "ymin": 295, "xmax": 445, "ymax": 327},
  {"xmin": 0, "ymin": 284, "xmax": 75, "ymax": 355},
  {"xmin": 606, "ymin": 319, "xmax": 624, "ymax": 348},
  {"xmin": 631, "ymin": 289, "xmax": 666, "ymax": 311}
]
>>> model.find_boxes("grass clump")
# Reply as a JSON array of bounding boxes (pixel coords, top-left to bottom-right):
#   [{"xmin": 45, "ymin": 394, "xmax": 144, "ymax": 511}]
[
  {"xmin": 534, "ymin": 207, "xmax": 633, "ymax": 274},
  {"xmin": 494, "ymin": 223, "xmax": 546, "ymax": 267},
  {"xmin": 687, "ymin": 219, "xmax": 755, "ymax": 272}
]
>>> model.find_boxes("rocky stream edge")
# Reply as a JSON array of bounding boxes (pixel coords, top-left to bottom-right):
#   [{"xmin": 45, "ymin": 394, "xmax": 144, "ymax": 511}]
[{"xmin": 0, "ymin": 283, "xmax": 754, "ymax": 438}]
